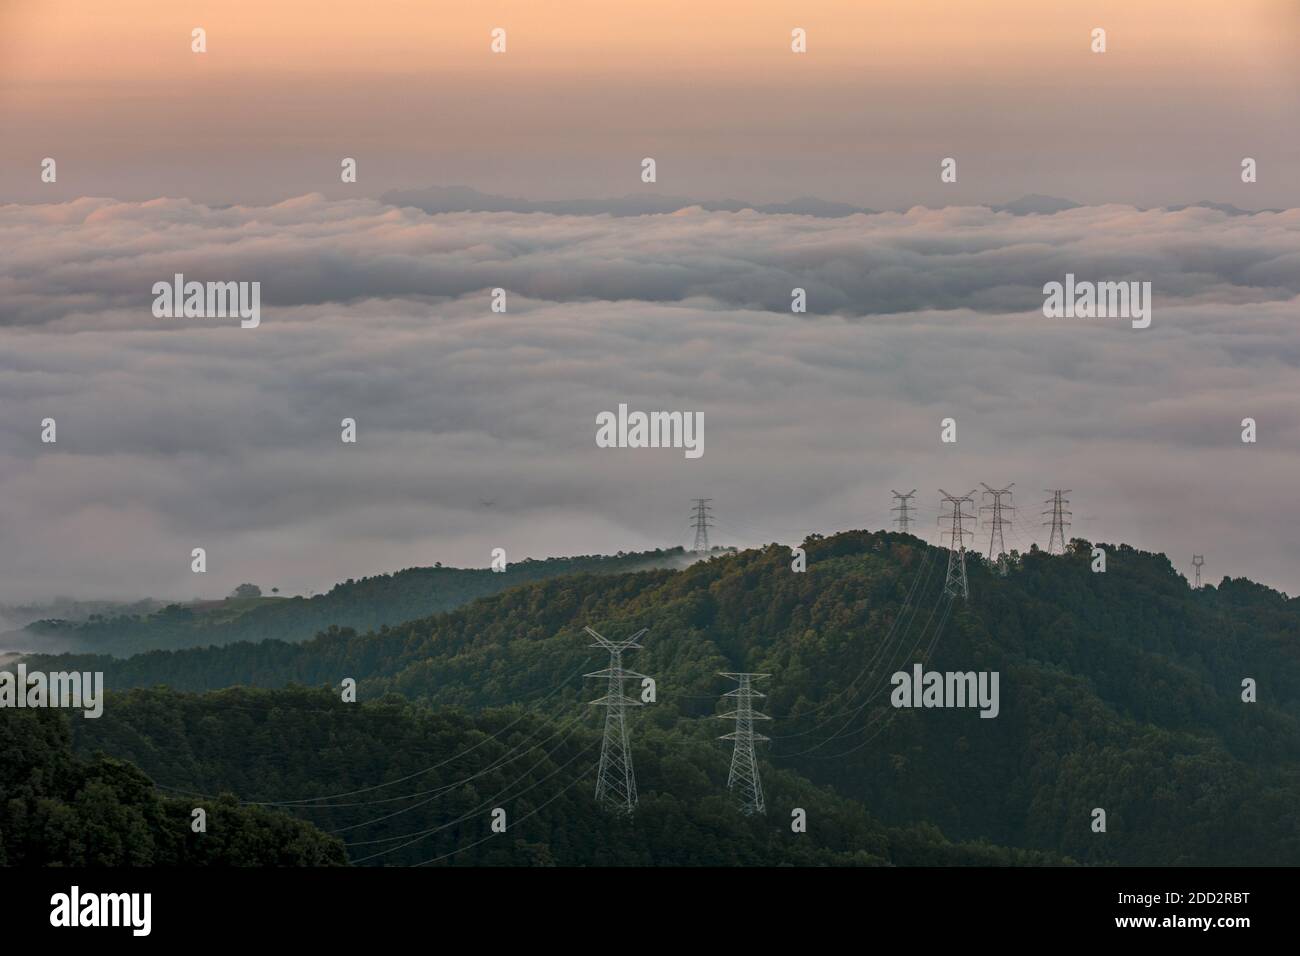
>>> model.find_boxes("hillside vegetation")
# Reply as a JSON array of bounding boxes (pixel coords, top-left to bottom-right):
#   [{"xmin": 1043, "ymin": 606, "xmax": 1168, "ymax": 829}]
[
  {"xmin": 0, "ymin": 707, "xmax": 346, "ymax": 866},
  {"xmin": 19, "ymin": 529, "xmax": 1300, "ymax": 865},
  {"xmin": 5, "ymin": 548, "xmax": 696, "ymax": 657},
  {"xmin": 70, "ymin": 686, "xmax": 1060, "ymax": 866}
]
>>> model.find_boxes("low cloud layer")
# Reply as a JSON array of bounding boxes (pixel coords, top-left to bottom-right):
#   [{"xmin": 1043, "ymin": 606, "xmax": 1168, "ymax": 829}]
[{"xmin": 2, "ymin": 195, "xmax": 1299, "ymax": 603}]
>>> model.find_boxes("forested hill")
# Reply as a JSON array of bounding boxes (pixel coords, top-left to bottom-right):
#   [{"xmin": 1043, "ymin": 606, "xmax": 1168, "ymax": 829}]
[
  {"xmin": 70, "ymin": 686, "xmax": 1058, "ymax": 866},
  {"xmin": 0, "ymin": 707, "xmax": 346, "ymax": 866},
  {"xmin": 35, "ymin": 529, "xmax": 1300, "ymax": 865},
  {"xmin": 4, "ymin": 547, "xmax": 698, "ymax": 658}
]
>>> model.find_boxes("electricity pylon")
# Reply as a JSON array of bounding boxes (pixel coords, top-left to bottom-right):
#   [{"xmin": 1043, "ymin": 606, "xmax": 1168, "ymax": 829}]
[
  {"xmin": 1043, "ymin": 490, "xmax": 1072, "ymax": 555},
  {"xmin": 1192, "ymin": 554, "xmax": 1204, "ymax": 589},
  {"xmin": 891, "ymin": 489, "xmax": 917, "ymax": 534},
  {"xmin": 716, "ymin": 673, "xmax": 771, "ymax": 815},
  {"xmin": 939, "ymin": 489, "xmax": 977, "ymax": 599},
  {"xmin": 691, "ymin": 498, "xmax": 714, "ymax": 553},
  {"xmin": 584, "ymin": 625, "xmax": 648, "ymax": 814},
  {"xmin": 980, "ymin": 482, "xmax": 1015, "ymax": 574}
]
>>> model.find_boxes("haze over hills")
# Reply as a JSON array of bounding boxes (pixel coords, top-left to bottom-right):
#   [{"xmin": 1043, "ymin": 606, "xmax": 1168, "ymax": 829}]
[
  {"xmin": 18, "ymin": 528, "xmax": 1300, "ymax": 866},
  {"xmin": 380, "ymin": 186, "xmax": 1285, "ymax": 218},
  {"xmin": 0, "ymin": 548, "xmax": 702, "ymax": 658},
  {"xmin": 0, "ymin": 599, "xmax": 163, "ymax": 633},
  {"xmin": 380, "ymin": 185, "xmax": 881, "ymax": 217}
]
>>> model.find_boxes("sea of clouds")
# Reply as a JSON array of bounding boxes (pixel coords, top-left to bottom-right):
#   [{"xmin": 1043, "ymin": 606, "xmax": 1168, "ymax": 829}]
[{"xmin": 2, "ymin": 195, "xmax": 1298, "ymax": 600}]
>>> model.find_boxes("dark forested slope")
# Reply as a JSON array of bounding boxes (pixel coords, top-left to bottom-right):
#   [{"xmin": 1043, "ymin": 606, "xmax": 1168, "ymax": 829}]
[
  {"xmin": 0, "ymin": 707, "xmax": 346, "ymax": 866},
  {"xmin": 71, "ymin": 686, "xmax": 1059, "ymax": 866}
]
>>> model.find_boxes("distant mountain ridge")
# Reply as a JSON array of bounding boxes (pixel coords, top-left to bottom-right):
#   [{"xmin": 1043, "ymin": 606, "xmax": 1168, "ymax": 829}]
[
  {"xmin": 381, "ymin": 186, "xmax": 1286, "ymax": 218},
  {"xmin": 3, "ymin": 547, "xmax": 701, "ymax": 657},
  {"xmin": 381, "ymin": 184, "xmax": 880, "ymax": 218}
]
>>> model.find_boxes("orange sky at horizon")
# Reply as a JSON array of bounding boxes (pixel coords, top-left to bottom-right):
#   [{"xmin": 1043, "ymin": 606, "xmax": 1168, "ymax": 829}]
[
  {"xmin": 4, "ymin": 0, "xmax": 1297, "ymax": 81},
  {"xmin": 2, "ymin": 0, "xmax": 1297, "ymax": 206}
]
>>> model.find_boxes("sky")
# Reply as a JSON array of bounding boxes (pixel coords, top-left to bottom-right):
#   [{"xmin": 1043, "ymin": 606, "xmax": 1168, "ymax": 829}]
[
  {"xmin": 2, "ymin": 2, "xmax": 1300, "ymax": 602},
  {"xmin": 2, "ymin": 0, "xmax": 1299, "ymax": 206}
]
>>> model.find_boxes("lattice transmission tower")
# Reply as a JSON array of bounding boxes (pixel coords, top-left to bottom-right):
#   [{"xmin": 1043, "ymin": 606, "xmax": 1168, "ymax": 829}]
[
  {"xmin": 584, "ymin": 625, "xmax": 648, "ymax": 814},
  {"xmin": 891, "ymin": 489, "xmax": 917, "ymax": 534},
  {"xmin": 716, "ymin": 672, "xmax": 771, "ymax": 815},
  {"xmin": 1043, "ymin": 490, "xmax": 1072, "ymax": 555},
  {"xmin": 691, "ymin": 498, "xmax": 714, "ymax": 553},
  {"xmin": 980, "ymin": 482, "xmax": 1015, "ymax": 574},
  {"xmin": 939, "ymin": 489, "xmax": 977, "ymax": 599}
]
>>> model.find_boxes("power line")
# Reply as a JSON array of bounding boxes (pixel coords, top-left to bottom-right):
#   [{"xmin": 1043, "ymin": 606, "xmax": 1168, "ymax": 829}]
[
  {"xmin": 716, "ymin": 673, "xmax": 771, "ymax": 815},
  {"xmin": 795, "ymin": 594, "xmax": 956, "ymax": 761},
  {"xmin": 939, "ymin": 488, "xmax": 977, "ymax": 600},
  {"xmin": 766, "ymin": 544, "xmax": 937, "ymax": 734},
  {"xmin": 584, "ymin": 625, "xmax": 648, "ymax": 814},
  {"xmin": 351, "ymin": 732, "xmax": 595, "ymax": 864},
  {"xmin": 1043, "ymin": 490, "xmax": 1072, "ymax": 555},
  {"xmin": 330, "ymin": 711, "xmax": 592, "ymax": 835},
  {"xmin": 408, "ymin": 757, "xmax": 596, "ymax": 867},
  {"xmin": 773, "ymin": 569, "xmax": 953, "ymax": 759},
  {"xmin": 341, "ymin": 715, "xmax": 588, "ymax": 847},
  {"xmin": 150, "ymin": 657, "xmax": 596, "ymax": 810}
]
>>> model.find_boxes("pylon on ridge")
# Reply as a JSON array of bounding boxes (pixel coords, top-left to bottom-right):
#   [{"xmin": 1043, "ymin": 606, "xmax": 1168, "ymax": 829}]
[
  {"xmin": 939, "ymin": 488, "xmax": 977, "ymax": 599},
  {"xmin": 1042, "ymin": 490, "xmax": 1072, "ymax": 555},
  {"xmin": 891, "ymin": 489, "xmax": 917, "ymax": 535},
  {"xmin": 980, "ymin": 482, "xmax": 1015, "ymax": 575},
  {"xmin": 691, "ymin": 498, "xmax": 714, "ymax": 553}
]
